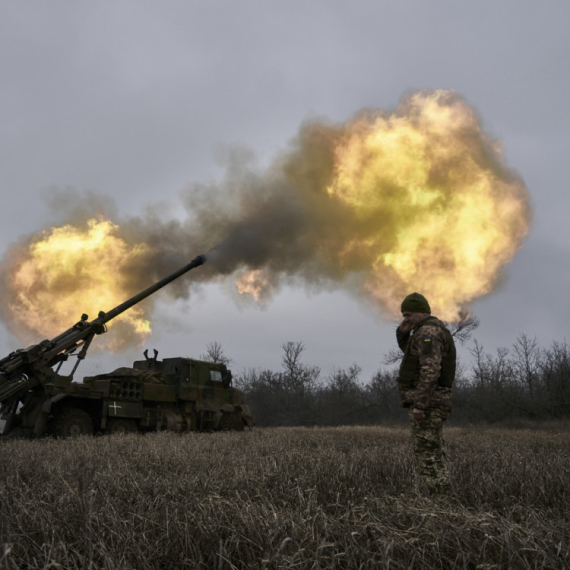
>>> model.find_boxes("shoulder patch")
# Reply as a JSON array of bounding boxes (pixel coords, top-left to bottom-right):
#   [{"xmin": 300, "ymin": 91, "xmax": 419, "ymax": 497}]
[{"xmin": 421, "ymin": 336, "xmax": 433, "ymax": 355}]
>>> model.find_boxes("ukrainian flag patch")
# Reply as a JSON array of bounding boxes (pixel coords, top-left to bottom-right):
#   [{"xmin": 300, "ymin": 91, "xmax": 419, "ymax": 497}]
[{"xmin": 421, "ymin": 336, "xmax": 433, "ymax": 355}]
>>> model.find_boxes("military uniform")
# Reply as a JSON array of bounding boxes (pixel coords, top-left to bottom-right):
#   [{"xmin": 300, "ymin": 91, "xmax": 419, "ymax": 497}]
[{"xmin": 397, "ymin": 314, "xmax": 456, "ymax": 496}]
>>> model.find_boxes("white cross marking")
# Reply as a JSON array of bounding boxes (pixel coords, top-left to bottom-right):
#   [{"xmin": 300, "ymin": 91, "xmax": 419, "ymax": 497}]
[{"xmin": 109, "ymin": 401, "xmax": 122, "ymax": 416}]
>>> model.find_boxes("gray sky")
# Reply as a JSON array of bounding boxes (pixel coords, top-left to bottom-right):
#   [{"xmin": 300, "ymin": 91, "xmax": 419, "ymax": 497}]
[{"xmin": 0, "ymin": 0, "xmax": 568, "ymax": 381}]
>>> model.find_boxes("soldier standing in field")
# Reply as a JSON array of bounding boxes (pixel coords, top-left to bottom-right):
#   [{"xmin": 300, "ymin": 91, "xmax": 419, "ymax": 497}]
[{"xmin": 396, "ymin": 292, "xmax": 456, "ymax": 497}]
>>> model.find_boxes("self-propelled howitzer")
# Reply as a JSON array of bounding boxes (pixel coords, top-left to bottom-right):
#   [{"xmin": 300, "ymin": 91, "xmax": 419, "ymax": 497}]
[{"xmin": 0, "ymin": 254, "xmax": 254, "ymax": 437}]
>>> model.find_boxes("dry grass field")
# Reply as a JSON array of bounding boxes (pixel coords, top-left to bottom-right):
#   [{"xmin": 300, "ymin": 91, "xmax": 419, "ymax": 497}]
[{"xmin": 0, "ymin": 425, "xmax": 568, "ymax": 569}]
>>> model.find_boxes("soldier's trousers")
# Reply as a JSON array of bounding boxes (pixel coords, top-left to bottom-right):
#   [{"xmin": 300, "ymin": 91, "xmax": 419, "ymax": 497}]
[{"xmin": 409, "ymin": 408, "xmax": 452, "ymax": 496}]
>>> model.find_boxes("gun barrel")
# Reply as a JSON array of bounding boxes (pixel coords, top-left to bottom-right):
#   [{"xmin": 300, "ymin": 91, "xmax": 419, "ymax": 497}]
[{"xmin": 100, "ymin": 254, "xmax": 206, "ymax": 324}]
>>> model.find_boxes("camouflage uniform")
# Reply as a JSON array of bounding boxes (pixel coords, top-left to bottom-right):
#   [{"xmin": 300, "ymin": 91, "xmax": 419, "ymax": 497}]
[{"xmin": 397, "ymin": 316, "xmax": 456, "ymax": 496}]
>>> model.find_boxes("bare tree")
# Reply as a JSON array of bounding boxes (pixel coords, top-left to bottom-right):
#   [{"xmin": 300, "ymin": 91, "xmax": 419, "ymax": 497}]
[
  {"xmin": 539, "ymin": 340, "xmax": 570, "ymax": 416},
  {"xmin": 240, "ymin": 332, "xmax": 570, "ymax": 426},
  {"xmin": 512, "ymin": 333, "xmax": 540, "ymax": 396},
  {"xmin": 383, "ymin": 346, "xmax": 404, "ymax": 366},
  {"xmin": 469, "ymin": 339, "xmax": 489, "ymax": 389},
  {"xmin": 367, "ymin": 368, "xmax": 400, "ymax": 420},
  {"xmin": 281, "ymin": 341, "xmax": 320, "ymax": 397},
  {"xmin": 328, "ymin": 364, "xmax": 362, "ymax": 397},
  {"xmin": 200, "ymin": 341, "xmax": 232, "ymax": 366},
  {"xmin": 446, "ymin": 314, "xmax": 480, "ymax": 345}
]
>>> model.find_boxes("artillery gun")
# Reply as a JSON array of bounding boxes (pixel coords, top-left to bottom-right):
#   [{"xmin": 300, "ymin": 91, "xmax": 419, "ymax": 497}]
[{"xmin": 0, "ymin": 254, "xmax": 255, "ymax": 437}]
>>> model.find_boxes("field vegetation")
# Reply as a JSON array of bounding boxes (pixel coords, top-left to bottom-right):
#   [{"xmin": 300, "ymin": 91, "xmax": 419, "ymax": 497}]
[{"xmin": 1, "ymin": 425, "xmax": 568, "ymax": 569}]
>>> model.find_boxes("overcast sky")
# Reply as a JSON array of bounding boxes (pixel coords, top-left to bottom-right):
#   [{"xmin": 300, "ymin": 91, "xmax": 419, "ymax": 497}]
[{"xmin": 0, "ymin": 1, "xmax": 568, "ymax": 382}]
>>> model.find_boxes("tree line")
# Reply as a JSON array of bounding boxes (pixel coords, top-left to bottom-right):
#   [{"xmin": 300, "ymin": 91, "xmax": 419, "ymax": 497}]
[{"xmin": 202, "ymin": 319, "xmax": 570, "ymax": 426}]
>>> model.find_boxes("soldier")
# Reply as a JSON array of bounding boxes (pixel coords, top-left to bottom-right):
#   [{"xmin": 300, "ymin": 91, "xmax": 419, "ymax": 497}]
[{"xmin": 396, "ymin": 292, "xmax": 456, "ymax": 497}]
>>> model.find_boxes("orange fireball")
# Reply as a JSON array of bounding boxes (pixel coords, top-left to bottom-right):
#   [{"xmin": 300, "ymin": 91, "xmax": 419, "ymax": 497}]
[
  {"xmin": 235, "ymin": 269, "xmax": 273, "ymax": 302},
  {"xmin": 4, "ymin": 219, "xmax": 153, "ymax": 351},
  {"xmin": 323, "ymin": 90, "xmax": 530, "ymax": 320}
]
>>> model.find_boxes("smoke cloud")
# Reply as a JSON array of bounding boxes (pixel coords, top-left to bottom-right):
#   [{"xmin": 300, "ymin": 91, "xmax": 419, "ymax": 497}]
[{"xmin": 0, "ymin": 90, "xmax": 531, "ymax": 348}]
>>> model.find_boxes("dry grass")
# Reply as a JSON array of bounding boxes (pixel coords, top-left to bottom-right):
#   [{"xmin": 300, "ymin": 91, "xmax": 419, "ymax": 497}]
[{"xmin": 0, "ymin": 426, "xmax": 568, "ymax": 569}]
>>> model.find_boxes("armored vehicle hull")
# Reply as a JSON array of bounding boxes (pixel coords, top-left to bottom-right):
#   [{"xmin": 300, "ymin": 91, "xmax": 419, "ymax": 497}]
[{"xmin": 5, "ymin": 354, "xmax": 254, "ymax": 437}]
